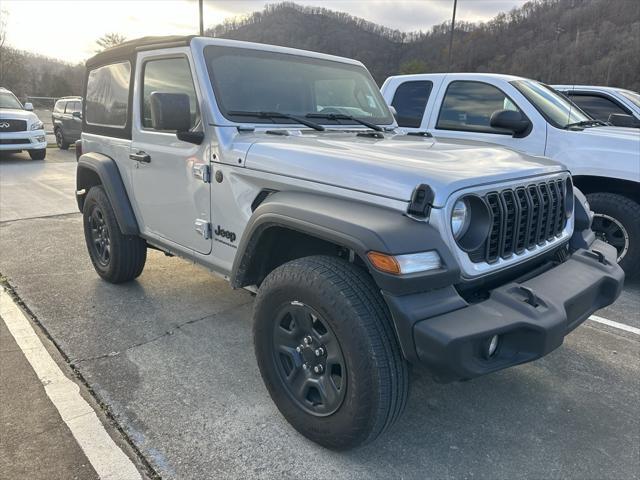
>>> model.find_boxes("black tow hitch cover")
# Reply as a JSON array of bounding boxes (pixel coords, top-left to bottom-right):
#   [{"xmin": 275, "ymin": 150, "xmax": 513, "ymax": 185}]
[{"xmin": 408, "ymin": 184, "xmax": 435, "ymax": 218}]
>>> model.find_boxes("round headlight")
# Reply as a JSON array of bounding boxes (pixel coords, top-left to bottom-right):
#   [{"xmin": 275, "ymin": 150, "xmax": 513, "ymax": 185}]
[
  {"xmin": 451, "ymin": 199, "xmax": 470, "ymax": 239},
  {"xmin": 452, "ymin": 195, "xmax": 492, "ymax": 252}
]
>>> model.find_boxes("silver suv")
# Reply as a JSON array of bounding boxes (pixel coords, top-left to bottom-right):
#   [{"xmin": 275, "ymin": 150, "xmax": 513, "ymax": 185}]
[{"xmin": 76, "ymin": 36, "xmax": 624, "ymax": 449}]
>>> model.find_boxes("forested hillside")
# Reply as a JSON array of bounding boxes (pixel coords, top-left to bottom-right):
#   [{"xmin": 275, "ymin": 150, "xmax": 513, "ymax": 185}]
[
  {"xmin": 1, "ymin": 0, "xmax": 638, "ymax": 98},
  {"xmin": 209, "ymin": 0, "xmax": 640, "ymax": 91}
]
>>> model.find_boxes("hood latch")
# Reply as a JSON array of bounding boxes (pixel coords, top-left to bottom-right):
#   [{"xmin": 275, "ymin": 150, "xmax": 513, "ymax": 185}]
[{"xmin": 407, "ymin": 184, "xmax": 435, "ymax": 219}]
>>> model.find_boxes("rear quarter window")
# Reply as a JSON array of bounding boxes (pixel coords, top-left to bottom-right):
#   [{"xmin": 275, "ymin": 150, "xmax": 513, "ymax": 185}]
[
  {"xmin": 391, "ymin": 81, "xmax": 433, "ymax": 128},
  {"xmin": 54, "ymin": 100, "xmax": 65, "ymax": 113},
  {"xmin": 85, "ymin": 62, "xmax": 131, "ymax": 127}
]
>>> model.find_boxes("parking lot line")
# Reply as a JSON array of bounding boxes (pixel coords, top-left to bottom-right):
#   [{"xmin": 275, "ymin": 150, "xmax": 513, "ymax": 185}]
[
  {"xmin": 588, "ymin": 314, "xmax": 640, "ymax": 335},
  {"xmin": 0, "ymin": 288, "xmax": 142, "ymax": 480}
]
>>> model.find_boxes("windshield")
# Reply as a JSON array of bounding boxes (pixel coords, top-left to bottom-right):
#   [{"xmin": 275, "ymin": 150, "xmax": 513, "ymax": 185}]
[
  {"xmin": 0, "ymin": 92, "xmax": 23, "ymax": 109},
  {"xmin": 511, "ymin": 80, "xmax": 591, "ymax": 128},
  {"xmin": 204, "ymin": 45, "xmax": 393, "ymax": 126},
  {"xmin": 618, "ymin": 89, "xmax": 640, "ymax": 109}
]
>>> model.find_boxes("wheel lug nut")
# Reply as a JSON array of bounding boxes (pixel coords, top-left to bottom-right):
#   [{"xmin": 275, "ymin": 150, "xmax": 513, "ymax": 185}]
[
  {"xmin": 296, "ymin": 346, "xmax": 302, "ymax": 352},
  {"xmin": 303, "ymin": 336, "xmax": 312, "ymax": 345},
  {"xmin": 314, "ymin": 347, "xmax": 324, "ymax": 357},
  {"xmin": 313, "ymin": 365, "xmax": 323, "ymax": 374},
  {"xmin": 302, "ymin": 363, "xmax": 308, "ymax": 370}
]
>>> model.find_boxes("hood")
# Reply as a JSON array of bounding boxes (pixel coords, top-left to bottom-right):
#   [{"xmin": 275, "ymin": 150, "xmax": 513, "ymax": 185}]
[
  {"xmin": 242, "ymin": 131, "xmax": 564, "ymax": 206},
  {"xmin": 576, "ymin": 125, "xmax": 640, "ymax": 142},
  {"xmin": 0, "ymin": 108, "xmax": 40, "ymax": 123}
]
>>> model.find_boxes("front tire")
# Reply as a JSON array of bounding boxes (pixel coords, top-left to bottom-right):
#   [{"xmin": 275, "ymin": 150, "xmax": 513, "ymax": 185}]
[
  {"xmin": 588, "ymin": 192, "xmax": 639, "ymax": 279},
  {"xmin": 82, "ymin": 186, "xmax": 147, "ymax": 283},
  {"xmin": 55, "ymin": 129, "xmax": 69, "ymax": 149},
  {"xmin": 28, "ymin": 148, "xmax": 46, "ymax": 160},
  {"xmin": 253, "ymin": 255, "xmax": 409, "ymax": 450}
]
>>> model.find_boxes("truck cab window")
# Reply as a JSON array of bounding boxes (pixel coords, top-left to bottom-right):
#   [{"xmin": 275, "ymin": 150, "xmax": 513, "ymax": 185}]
[
  {"xmin": 391, "ymin": 81, "xmax": 433, "ymax": 128},
  {"xmin": 141, "ymin": 57, "xmax": 199, "ymax": 130},
  {"xmin": 437, "ymin": 81, "xmax": 521, "ymax": 134},
  {"xmin": 567, "ymin": 94, "xmax": 629, "ymax": 122}
]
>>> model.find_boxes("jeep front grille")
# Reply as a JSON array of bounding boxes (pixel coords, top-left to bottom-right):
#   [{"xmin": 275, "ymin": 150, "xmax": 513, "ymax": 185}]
[{"xmin": 470, "ymin": 178, "xmax": 569, "ymax": 264}]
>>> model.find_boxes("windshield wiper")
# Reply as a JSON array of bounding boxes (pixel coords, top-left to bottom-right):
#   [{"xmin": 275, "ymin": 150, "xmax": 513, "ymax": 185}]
[
  {"xmin": 564, "ymin": 119, "xmax": 608, "ymax": 129},
  {"xmin": 306, "ymin": 113, "xmax": 383, "ymax": 132},
  {"xmin": 227, "ymin": 110, "xmax": 325, "ymax": 131}
]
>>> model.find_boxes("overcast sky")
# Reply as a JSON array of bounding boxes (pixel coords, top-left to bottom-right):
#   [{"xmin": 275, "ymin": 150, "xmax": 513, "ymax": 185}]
[{"xmin": 2, "ymin": 0, "xmax": 527, "ymax": 63}]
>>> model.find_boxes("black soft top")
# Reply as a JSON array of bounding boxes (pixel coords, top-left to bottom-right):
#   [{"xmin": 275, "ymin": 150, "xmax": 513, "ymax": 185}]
[{"xmin": 85, "ymin": 35, "xmax": 195, "ymax": 68}]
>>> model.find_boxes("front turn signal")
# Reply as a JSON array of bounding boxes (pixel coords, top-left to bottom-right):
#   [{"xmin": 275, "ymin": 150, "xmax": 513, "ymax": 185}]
[{"xmin": 367, "ymin": 251, "xmax": 442, "ymax": 275}]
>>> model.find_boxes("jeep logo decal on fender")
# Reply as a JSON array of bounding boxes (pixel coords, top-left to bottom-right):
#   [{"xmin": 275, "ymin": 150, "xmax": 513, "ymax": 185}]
[{"xmin": 214, "ymin": 225, "xmax": 236, "ymax": 243}]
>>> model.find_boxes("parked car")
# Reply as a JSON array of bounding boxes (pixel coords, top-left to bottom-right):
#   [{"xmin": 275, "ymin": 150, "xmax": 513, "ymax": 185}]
[
  {"xmin": 77, "ymin": 37, "xmax": 623, "ymax": 449},
  {"xmin": 0, "ymin": 87, "xmax": 47, "ymax": 160},
  {"xmin": 553, "ymin": 85, "xmax": 640, "ymax": 128},
  {"xmin": 381, "ymin": 73, "xmax": 640, "ymax": 277},
  {"xmin": 52, "ymin": 96, "xmax": 83, "ymax": 149}
]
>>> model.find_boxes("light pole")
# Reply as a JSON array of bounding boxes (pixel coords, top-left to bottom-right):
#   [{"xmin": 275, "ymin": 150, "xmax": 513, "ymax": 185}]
[
  {"xmin": 447, "ymin": 0, "xmax": 458, "ymax": 72},
  {"xmin": 199, "ymin": 0, "xmax": 204, "ymax": 36}
]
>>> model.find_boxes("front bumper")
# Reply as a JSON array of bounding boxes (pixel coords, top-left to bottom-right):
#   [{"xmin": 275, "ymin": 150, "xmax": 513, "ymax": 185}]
[
  {"xmin": 384, "ymin": 240, "xmax": 624, "ymax": 382},
  {"xmin": 0, "ymin": 130, "xmax": 47, "ymax": 150}
]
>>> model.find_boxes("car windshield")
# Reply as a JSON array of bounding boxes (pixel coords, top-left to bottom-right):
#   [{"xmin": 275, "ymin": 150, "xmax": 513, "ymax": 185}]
[
  {"xmin": 511, "ymin": 80, "xmax": 592, "ymax": 128},
  {"xmin": 0, "ymin": 92, "xmax": 23, "ymax": 109},
  {"xmin": 204, "ymin": 45, "xmax": 393, "ymax": 126},
  {"xmin": 618, "ymin": 89, "xmax": 640, "ymax": 109}
]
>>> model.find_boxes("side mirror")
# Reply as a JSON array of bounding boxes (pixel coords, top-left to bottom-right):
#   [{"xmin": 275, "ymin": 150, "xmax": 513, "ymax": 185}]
[
  {"xmin": 608, "ymin": 113, "xmax": 640, "ymax": 128},
  {"xmin": 490, "ymin": 109, "xmax": 532, "ymax": 137},
  {"xmin": 24, "ymin": 102, "xmax": 34, "ymax": 111},
  {"xmin": 72, "ymin": 111, "xmax": 82, "ymax": 119},
  {"xmin": 149, "ymin": 92, "xmax": 203, "ymax": 144},
  {"xmin": 150, "ymin": 92, "xmax": 192, "ymax": 132},
  {"xmin": 388, "ymin": 105, "xmax": 398, "ymax": 120}
]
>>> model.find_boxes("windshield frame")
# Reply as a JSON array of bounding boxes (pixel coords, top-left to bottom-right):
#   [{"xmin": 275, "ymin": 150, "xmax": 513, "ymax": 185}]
[
  {"xmin": 511, "ymin": 80, "xmax": 593, "ymax": 129},
  {"xmin": 0, "ymin": 91, "xmax": 24, "ymax": 110},
  {"xmin": 203, "ymin": 45, "xmax": 394, "ymax": 128}
]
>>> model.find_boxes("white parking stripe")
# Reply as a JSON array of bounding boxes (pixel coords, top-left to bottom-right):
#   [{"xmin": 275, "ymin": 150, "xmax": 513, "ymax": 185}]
[
  {"xmin": 588, "ymin": 314, "xmax": 640, "ymax": 335},
  {"xmin": 0, "ymin": 289, "xmax": 142, "ymax": 480}
]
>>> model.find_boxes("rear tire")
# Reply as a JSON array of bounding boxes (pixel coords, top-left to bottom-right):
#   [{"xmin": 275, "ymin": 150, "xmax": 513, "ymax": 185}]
[
  {"xmin": 82, "ymin": 185, "xmax": 147, "ymax": 283},
  {"xmin": 588, "ymin": 192, "xmax": 639, "ymax": 279},
  {"xmin": 253, "ymin": 255, "xmax": 409, "ymax": 450},
  {"xmin": 55, "ymin": 129, "xmax": 69, "ymax": 149},
  {"xmin": 28, "ymin": 148, "xmax": 46, "ymax": 160}
]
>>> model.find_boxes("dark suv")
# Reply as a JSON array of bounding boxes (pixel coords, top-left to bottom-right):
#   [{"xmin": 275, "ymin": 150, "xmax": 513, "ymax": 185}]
[{"xmin": 52, "ymin": 97, "xmax": 82, "ymax": 149}]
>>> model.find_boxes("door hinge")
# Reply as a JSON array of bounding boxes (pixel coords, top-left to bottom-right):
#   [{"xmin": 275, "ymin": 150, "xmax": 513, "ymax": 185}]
[
  {"xmin": 192, "ymin": 164, "xmax": 211, "ymax": 183},
  {"xmin": 194, "ymin": 219, "xmax": 212, "ymax": 239}
]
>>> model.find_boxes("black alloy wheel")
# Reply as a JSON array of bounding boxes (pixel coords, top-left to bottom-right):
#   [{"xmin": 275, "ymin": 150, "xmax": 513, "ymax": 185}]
[
  {"xmin": 87, "ymin": 205, "xmax": 111, "ymax": 267},
  {"xmin": 592, "ymin": 213, "xmax": 629, "ymax": 262},
  {"xmin": 271, "ymin": 301, "xmax": 347, "ymax": 416}
]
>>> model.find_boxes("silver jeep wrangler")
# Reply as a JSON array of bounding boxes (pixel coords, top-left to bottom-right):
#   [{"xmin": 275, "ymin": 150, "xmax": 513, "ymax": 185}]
[{"xmin": 76, "ymin": 36, "xmax": 624, "ymax": 450}]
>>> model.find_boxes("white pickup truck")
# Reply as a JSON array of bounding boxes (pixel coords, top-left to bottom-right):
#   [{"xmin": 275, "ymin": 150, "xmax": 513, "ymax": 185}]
[{"xmin": 381, "ymin": 73, "xmax": 640, "ymax": 277}]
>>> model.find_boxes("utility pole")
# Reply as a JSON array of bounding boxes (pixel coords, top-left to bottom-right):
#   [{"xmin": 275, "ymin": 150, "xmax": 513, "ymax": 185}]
[
  {"xmin": 447, "ymin": 0, "xmax": 457, "ymax": 72},
  {"xmin": 199, "ymin": 0, "xmax": 204, "ymax": 36}
]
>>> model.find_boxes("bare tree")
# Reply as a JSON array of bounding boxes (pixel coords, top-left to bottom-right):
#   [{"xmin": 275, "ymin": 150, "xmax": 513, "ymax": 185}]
[
  {"xmin": 0, "ymin": 8, "xmax": 8, "ymax": 50},
  {"xmin": 95, "ymin": 33, "xmax": 127, "ymax": 52}
]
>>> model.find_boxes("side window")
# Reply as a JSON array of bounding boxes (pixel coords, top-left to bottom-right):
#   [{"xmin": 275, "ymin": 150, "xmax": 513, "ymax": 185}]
[
  {"xmin": 141, "ymin": 57, "xmax": 199, "ymax": 129},
  {"xmin": 436, "ymin": 81, "xmax": 522, "ymax": 134},
  {"xmin": 54, "ymin": 100, "xmax": 65, "ymax": 113},
  {"xmin": 85, "ymin": 62, "xmax": 131, "ymax": 127},
  {"xmin": 65, "ymin": 101, "xmax": 78, "ymax": 114},
  {"xmin": 391, "ymin": 81, "xmax": 433, "ymax": 128},
  {"xmin": 567, "ymin": 94, "xmax": 629, "ymax": 122}
]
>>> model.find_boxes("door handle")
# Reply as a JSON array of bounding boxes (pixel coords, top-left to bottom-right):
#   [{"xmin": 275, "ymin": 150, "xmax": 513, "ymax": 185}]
[{"xmin": 129, "ymin": 151, "xmax": 151, "ymax": 163}]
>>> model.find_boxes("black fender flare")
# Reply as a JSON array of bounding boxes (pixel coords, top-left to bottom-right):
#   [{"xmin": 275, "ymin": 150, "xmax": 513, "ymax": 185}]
[
  {"xmin": 230, "ymin": 191, "xmax": 459, "ymax": 296},
  {"xmin": 76, "ymin": 152, "xmax": 140, "ymax": 235}
]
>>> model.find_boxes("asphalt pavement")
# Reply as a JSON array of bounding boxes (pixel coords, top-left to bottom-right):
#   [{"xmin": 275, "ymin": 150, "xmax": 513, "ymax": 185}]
[{"xmin": 1, "ymin": 148, "xmax": 638, "ymax": 479}]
